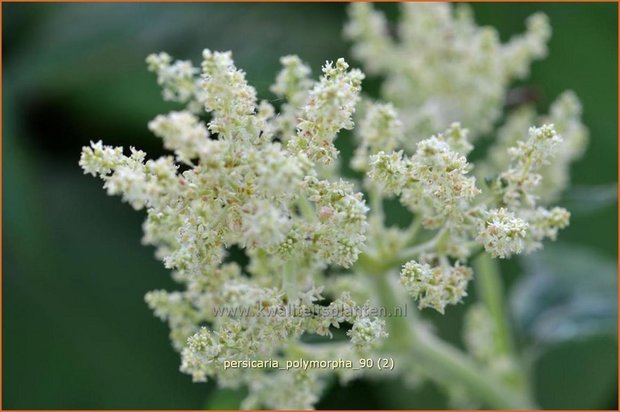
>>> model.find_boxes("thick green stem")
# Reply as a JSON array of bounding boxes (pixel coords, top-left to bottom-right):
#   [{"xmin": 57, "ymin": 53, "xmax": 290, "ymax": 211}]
[
  {"xmin": 368, "ymin": 270, "xmax": 535, "ymax": 409},
  {"xmin": 369, "ymin": 271, "xmax": 418, "ymax": 349},
  {"xmin": 409, "ymin": 328, "xmax": 535, "ymax": 409},
  {"xmin": 474, "ymin": 253, "xmax": 530, "ymax": 392},
  {"xmin": 473, "ymin": 253, "xmax": 514, "ymax": 357}
]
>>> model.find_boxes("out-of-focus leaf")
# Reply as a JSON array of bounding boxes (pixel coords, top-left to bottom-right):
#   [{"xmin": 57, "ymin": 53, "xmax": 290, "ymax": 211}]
[
  {"xmin": 510, "ymin": 243, "xmax": 617, "ymax": 345},
  {"xmin": 510, "ymin": 245, "xmax": 618, "ymax": 409},
  {"xmin": 562, "ymin": 183, "xmax": 618, "ymax": 215}
]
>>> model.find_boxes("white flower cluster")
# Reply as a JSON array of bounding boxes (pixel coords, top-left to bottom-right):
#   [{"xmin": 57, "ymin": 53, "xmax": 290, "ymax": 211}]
[
  {"xmin": 81, "ymin": 50, "xmax": 384, "ymax": 408},
  {"xmin": 369, "ymin": 123, "xmax": 479, "ymax": 228},
  {"xmin": 476, "ymin": 208, "xmax": 528, "ymax": 259},
  {"xmin": 146, "ymin": 52, "xmax": 203, "ymax": 112},
  {"xmin": 345, "ymin": 3, "xmax": 551, "ymax": 149},
  {"xmin": 148, "ymin": 111, "xmax": 210, "ymax": 165},
  {"xmin": 351, "ymin": 101, "xmax": 403, "ymax": 171},
  {"xmin": 80, "ymin": 4, "xmax": 587, "ymax": 409},
  {"xmin": 400, "ymin": 260, "xmax": 473, "ymax": 314},
  {"xmin": 347, "ymin": 317, "xmax": 388, "ymax": 350},
  {"xmin": 288, "ymin": 58, "xmax": 365, "ymax": 163},
  {"xmin": 483, "ymin": 91, "xmax": 588, "ymax": 203},
  {"xmin": 270, "ymin": 55, "xmax": 313, "ymax": 140},
  {"xmin": 367, "ymin": 121, "xmax": 572, "ymax": 311},
  {"xmin": 347, "ymin": 4, "xmax": 581, "ymax": 314}
]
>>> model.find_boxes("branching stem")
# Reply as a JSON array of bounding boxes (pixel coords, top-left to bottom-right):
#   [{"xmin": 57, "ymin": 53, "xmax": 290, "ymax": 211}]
[{"xmin": 358, "ymin": 255, "xmax": 536, "ymax": 409}]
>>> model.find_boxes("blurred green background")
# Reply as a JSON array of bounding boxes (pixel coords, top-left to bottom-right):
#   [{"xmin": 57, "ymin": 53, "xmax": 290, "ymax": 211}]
[{"xmin": 3, "ymin": 2, "xmax": 618, "ymax": 409}]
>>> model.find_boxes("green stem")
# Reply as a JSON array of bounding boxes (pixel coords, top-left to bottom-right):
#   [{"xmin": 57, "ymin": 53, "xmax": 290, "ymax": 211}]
[
  {"xmin": 373, "ymin": 228, "xmax": 446, "ymax": 271},
  {"xmin": 369, "ymin": 271, "xmax": 418, "ymax": 349},
  {"xmin": 410, "ymin": 328, "xmax": 534, "ymax": 409},
  {"xmin": 368, "ymin": 270, "xmax": 535, "ymax": 409},
  {"xmin": 474, "ymin": 253, "xmax": 530, "ymax": 391},
  {"xmin": 473, "ymin": 252, "xmax": 514, "ymax": 356},
  {"xmin": 403, "ymin": 215, "xmax": 422, "ymax": 246}
]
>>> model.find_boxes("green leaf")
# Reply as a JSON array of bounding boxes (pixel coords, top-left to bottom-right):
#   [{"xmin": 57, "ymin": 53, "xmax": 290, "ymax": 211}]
[
  {"xmin": 510, "ymin": 243, "xmax": 617, "ymax": 345},
  {"xmin": 562, "ymin": 184, "xmax": 618, "ymax": 216},
  {"xmin": 510, "ymin": 244, "xmax": 617, "ymax": 408}
]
